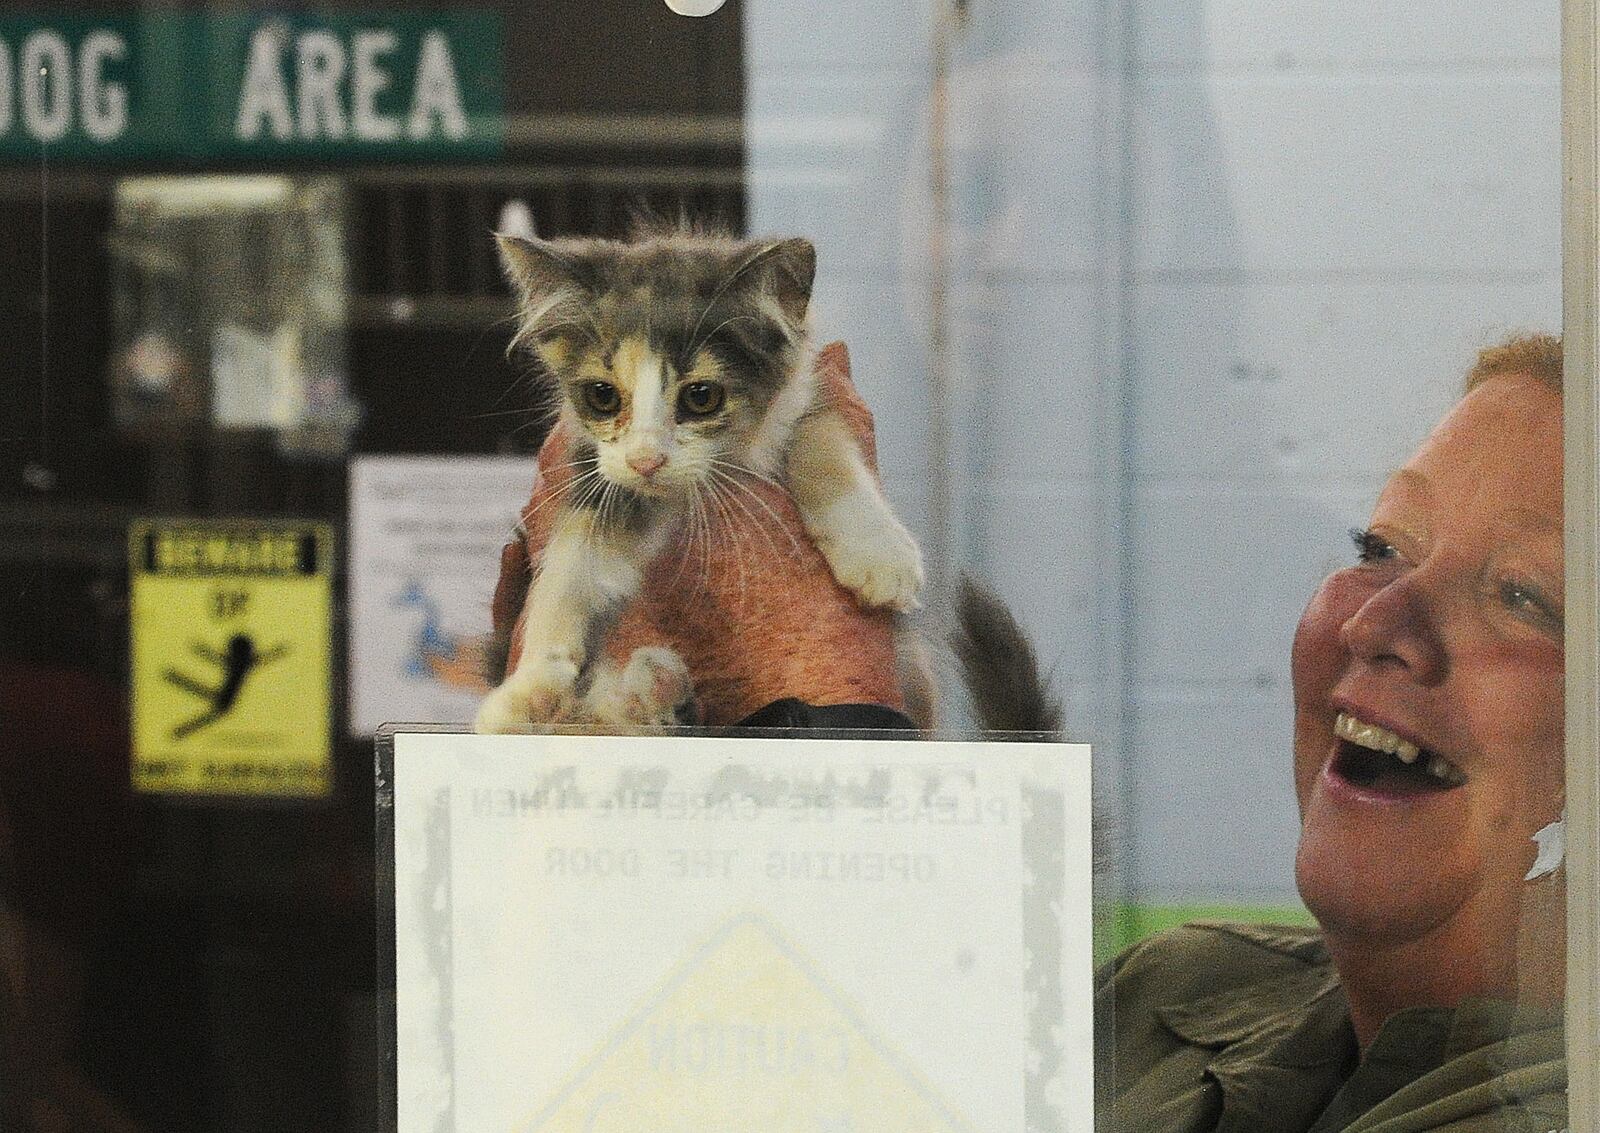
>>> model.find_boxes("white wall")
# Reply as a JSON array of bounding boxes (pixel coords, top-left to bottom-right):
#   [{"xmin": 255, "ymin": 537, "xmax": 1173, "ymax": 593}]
[{"xmin": 746, "ymin": 0, "xmax": 1562, "ymax": 908}]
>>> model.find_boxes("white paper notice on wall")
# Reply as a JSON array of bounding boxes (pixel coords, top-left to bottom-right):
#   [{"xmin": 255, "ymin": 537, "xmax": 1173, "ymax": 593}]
[
  {"xmin": 381, "ymin": 731, "xmax": 1095, "ymax": 1133},
  {"xmin": 348, "ymin": 456, "xmax": 534, "ymax": 735}
]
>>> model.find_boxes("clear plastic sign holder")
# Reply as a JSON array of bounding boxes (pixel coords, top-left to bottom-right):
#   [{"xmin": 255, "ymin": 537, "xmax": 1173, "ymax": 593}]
[{"xmin": 376, "ymin": 725, "xmax": 1108, "ymax": 1133}]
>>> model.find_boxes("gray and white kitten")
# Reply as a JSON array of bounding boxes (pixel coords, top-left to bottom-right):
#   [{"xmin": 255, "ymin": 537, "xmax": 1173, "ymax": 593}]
[{"xmin": 474, "ymin": 231, "xmax": 923, "ymax": 733}]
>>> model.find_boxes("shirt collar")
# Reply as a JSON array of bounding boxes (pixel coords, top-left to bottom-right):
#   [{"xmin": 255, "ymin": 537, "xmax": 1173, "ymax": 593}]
[
  {"xmin": 1156, "ymin": 959, "xmax": 1351, "ymax": 1066},
  {"xmin": 1150, "ymin": 937, "xmax": 1564, "ymax": 1133},
  {"xmin": 1153, "ymin": 947, "xmax": 1355, "ymax": 1130}
]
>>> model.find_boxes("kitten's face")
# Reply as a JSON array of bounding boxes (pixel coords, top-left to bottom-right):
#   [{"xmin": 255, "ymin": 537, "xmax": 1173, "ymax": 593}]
[{"xmin": 500, "ymin": 234, "xmax": 815, "ymax": 499}]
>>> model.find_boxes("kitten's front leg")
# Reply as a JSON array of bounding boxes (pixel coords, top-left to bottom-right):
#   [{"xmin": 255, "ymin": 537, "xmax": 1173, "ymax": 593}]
[
  {"xmin": 580, "ymin": 646, "xmax": 698, "ymax": 730},
  {"xmin": 787, "ymin": 409, "xmax": 924, "ymax": 611},
  {"xmin": 474, "ymin": 507, "xmax": 657, "ymax": 733}
]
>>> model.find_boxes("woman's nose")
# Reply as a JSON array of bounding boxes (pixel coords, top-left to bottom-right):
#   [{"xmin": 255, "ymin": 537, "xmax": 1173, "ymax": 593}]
[{"xmin": 1338, "ymin": 569, "xmax": 1448, "ymax": 684}]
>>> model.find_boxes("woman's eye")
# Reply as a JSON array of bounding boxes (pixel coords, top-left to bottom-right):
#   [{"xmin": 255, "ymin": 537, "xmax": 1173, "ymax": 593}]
[
  {"xmin": 1349, "ymin": 528, "xmax": 1399, "ymax": 564},
  {"xmin": 678, "ymin": 382, "xmax": 725, "ymax": 416},
  {"xmin": 1499, "ymin": 580, "xmax": 1564, "ymax": 631},
  {"xmin": 582, "ymin": 382, "xmax": 621, "ymax": 415}
]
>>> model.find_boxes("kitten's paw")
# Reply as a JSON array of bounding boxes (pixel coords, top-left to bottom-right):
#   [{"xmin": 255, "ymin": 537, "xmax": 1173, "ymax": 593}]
[
  {"xmin": 585, "ymin": 647, "xmax": 698, "ymax": 729},
  {"xmin": 473, "ymin": 652, "xmax": 581, "ymax": 733},
  {"xmin": 473, "ymin": 680, "xmax": 530, "ymax": 734},
  {"xmin": 808, "ymin": 497, "xmax": 925, "ymax": 611}
]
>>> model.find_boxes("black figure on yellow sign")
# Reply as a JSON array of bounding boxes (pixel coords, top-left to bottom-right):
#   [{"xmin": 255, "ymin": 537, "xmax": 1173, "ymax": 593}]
[{"xmin": 163, "ymin": 633, "xmax": 288, "ymax": 739}]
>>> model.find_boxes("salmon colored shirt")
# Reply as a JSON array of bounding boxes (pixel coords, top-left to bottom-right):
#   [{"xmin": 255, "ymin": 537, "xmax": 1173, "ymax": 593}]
[{"xmin": 491, "ymin": 341, "xmax": 905, "ymax": 725}]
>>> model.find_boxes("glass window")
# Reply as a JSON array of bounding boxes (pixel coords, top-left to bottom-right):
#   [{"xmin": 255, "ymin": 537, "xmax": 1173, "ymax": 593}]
[{"xmin": 0, "ymin": 2, "xmax": 1584, "ymax": 1130}]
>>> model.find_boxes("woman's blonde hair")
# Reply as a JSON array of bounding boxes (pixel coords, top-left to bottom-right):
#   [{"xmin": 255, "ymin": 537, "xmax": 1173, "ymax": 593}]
[{"xmin": 1465, "ymin": 333, "xmax": 1562, "ymax": 393}]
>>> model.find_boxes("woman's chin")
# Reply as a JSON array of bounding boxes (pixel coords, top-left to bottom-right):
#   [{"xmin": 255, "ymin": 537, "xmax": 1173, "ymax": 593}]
[
  {"xmin": 1295, "ymin": 846, "xmax": 1446, "ymax": 946},
  {"xmin": 1294, "ymin": 784, "xmax": 1473, "ymax": 946}
]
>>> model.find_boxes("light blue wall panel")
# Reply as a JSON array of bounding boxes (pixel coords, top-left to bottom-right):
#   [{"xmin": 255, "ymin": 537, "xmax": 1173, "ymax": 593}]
[
  {"xmin": 1134, "ymin": 77, "xmax": 1561, "ymax": 274},
  {"xmin": 1136, "ymin": 1, "xmax": 1558, "ymax": 67},
  {"xmin": 746, "ymin": 0, "xmax": 1561, "ymax": 910}
]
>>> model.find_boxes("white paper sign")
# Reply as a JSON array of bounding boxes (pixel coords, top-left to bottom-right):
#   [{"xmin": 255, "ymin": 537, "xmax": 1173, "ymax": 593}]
[
  {"xmin": 348, "ymin": 456, "xmax": 534, "ymax": 735},
  {"xmin": 212, "ymin": 322, "xmax": 302, "ymax": 429},
  {"xmin": 388, "ymin": 732, "xmax": 1095, "ymax": 1133}
]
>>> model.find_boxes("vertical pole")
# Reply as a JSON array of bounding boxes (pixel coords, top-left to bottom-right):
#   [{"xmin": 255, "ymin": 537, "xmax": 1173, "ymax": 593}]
[
  {"xmin": 925, "ymin": 0, "xmax": 962, "ymax": 606},
  {"xmin": 1093, "ymin": 0, "xmax": 1139, "ymax": 933},
  {"xmin": 1562, "ymin": 0, "xmax": 1600, "ymax": 1126}
]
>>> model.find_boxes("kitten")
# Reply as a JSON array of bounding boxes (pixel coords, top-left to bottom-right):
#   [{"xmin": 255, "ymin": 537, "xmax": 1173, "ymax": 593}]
[{"xmin": 474, "ymin": 231, "xmax": 924, "ymax": 733}]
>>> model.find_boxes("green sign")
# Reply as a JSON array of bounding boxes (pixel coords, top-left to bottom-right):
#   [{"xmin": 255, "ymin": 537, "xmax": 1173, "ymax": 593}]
[{"xmin": 0, "ymin": 12, "xmax": 502, "ymax": 163}]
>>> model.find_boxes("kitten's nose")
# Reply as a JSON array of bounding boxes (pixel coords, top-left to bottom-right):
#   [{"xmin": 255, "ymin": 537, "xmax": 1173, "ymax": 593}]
[{"xmin": 627, "ymin": 451, "xmax": 667, "ymax": 477}]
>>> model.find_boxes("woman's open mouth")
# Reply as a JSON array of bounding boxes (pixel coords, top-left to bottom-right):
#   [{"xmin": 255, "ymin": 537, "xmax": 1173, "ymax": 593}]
[{"xmin": 1330, "ymin": 712, "xmax": 1466, "ymax": 794}]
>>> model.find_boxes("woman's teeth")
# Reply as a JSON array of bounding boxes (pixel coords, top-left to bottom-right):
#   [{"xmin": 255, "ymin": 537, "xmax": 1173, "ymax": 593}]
[
  {"xmin": 1334, "ymin": 712, "xmax": 1420, "ymax": 762},
  {"xmin": 1334, "ymin": 712, "xmax": 1464, "ymax": 786}
]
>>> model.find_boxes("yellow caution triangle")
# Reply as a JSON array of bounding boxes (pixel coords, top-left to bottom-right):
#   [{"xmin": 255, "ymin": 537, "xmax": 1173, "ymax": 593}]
[{"xmin": 522, "ymin": 913, "xmax": 972, "ymax": 1132}]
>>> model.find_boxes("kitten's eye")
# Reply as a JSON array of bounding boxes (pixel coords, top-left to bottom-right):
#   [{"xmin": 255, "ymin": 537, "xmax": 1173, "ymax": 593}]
[
  {"xmin": 1349, "ymin": 527, "xmax": 1399, "ymax": 565},
  {"xmin": 678, "ymin": 381, "xmax": 725, "ymax": 417},
  {"xmin": 582, "ymin": 382, "xmax": 621, "ymax": 416}
]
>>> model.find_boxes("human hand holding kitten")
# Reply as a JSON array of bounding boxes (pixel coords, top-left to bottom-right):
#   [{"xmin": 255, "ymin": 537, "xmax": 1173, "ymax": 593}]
[{"xmin": 481, "ymin": 340, "xmax": 927, "ymax": 730}]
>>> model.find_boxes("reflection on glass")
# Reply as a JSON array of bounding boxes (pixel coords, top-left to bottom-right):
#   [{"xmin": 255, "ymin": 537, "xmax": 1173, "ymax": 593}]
[
  {"xmin": 0, "ymin": 1, "xmax": 1570, "ymax": 1129},
  {"xmin": 110, "ymin": 176, "xmax": 355, "ymax": 460}
]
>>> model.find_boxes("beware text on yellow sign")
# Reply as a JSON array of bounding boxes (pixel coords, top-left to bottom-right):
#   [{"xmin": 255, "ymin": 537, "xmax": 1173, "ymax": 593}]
[{"xmin": 130, "ymin": 520, "xmax": 334, "ymax": 798}]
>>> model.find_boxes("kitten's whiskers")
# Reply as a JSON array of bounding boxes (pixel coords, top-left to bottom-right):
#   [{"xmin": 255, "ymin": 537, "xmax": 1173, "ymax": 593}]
[
  {"xmin": 708, "ymin": 466, "xmax": 803, "ymax": 559},
  {"xmin": 595, "ymin": 481, "xmax": 622, "ymax": 544},
  {"xmin": 706, "ymin": 469, "xmax": 781, "ymax": 556},
  {"xmin": 690, "ymin": 485, "xmax": 715, "ymax": 602},
  {"xmin": 703, "ymin": 478, "xmax": 750, "ymax": 615},
  {"xmin": 540, "ymin": 456, "xmax": 605, "ymax": 475},
  {"xmin": 686, "ymin": 258, "xmax": 766, "ymax": 354},
  {"xmin": 663, "ymin": 496, "xmax": 700, "ymax": 593},
  {"xmin": 709, "ymin": 458, "xmax": 790, "ymax": 497},
  {"xmin": 520, "ymin": 468, "xmax": 604, "ymax": 524},
  {"xmin": 687, "ymin": 313, "xmax": 757, "ymax": 358}
]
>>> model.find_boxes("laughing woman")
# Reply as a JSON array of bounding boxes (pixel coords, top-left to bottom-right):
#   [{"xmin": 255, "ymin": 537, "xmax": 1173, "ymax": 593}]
[{"xmin": 1102, "ymin": 335, "xmax": 1567, "ymax": 1133}]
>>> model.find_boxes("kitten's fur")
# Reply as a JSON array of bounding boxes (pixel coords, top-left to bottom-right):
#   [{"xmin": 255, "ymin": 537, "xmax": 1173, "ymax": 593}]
[
  {"xmin": 475, "ymin": 231, "xmax": 924, "ymax": 732},
  {"xmin": 951, "ymin": 577, "xmax": 1063, "ymax": 734}
]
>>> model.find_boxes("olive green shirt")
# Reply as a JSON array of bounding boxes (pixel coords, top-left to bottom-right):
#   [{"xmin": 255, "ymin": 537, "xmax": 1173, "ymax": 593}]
[{"xmin": 1099, "ymin": 923, "xmax": 1566, "ymax": 1133}]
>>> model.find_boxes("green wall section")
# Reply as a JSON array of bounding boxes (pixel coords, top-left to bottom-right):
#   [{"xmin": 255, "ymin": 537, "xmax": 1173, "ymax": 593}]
[{"xmin": 1097, "ymin": 903, "xmax": 1318, "ymax": 964}]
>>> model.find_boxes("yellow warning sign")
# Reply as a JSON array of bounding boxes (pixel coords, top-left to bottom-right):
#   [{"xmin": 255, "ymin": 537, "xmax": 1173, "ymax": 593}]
[
  {"xmin": 522, "ymin": 914, "xmax": 971, "ymax": 1132},
  {"xmin": 130, "ymin": 521, "xmax": 333, "ymax": 798}
]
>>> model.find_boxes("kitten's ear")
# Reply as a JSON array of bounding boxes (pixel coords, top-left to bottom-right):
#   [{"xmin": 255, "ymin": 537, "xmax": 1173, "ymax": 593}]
[
  {"xmin": 744, "ymin": 237, "xmax": 816, "ymax": 324},
  {"xmin": 497, "ymin": 233, "xmax": 584, "ymax": 307}
]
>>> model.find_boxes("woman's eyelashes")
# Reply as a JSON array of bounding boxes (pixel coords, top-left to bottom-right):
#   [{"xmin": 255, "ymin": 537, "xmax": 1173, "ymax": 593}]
[
  {"xmin": 1350, "ymin": 527, "xmax": 1400, "ymax": 565},
  {"xmin": 1497, "ymin": 578, "xmax": 1564, "ymax": 633},
  {"xmin": 1348, "ymin": 528, "xmax": 1564, "ymax": 634}
]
